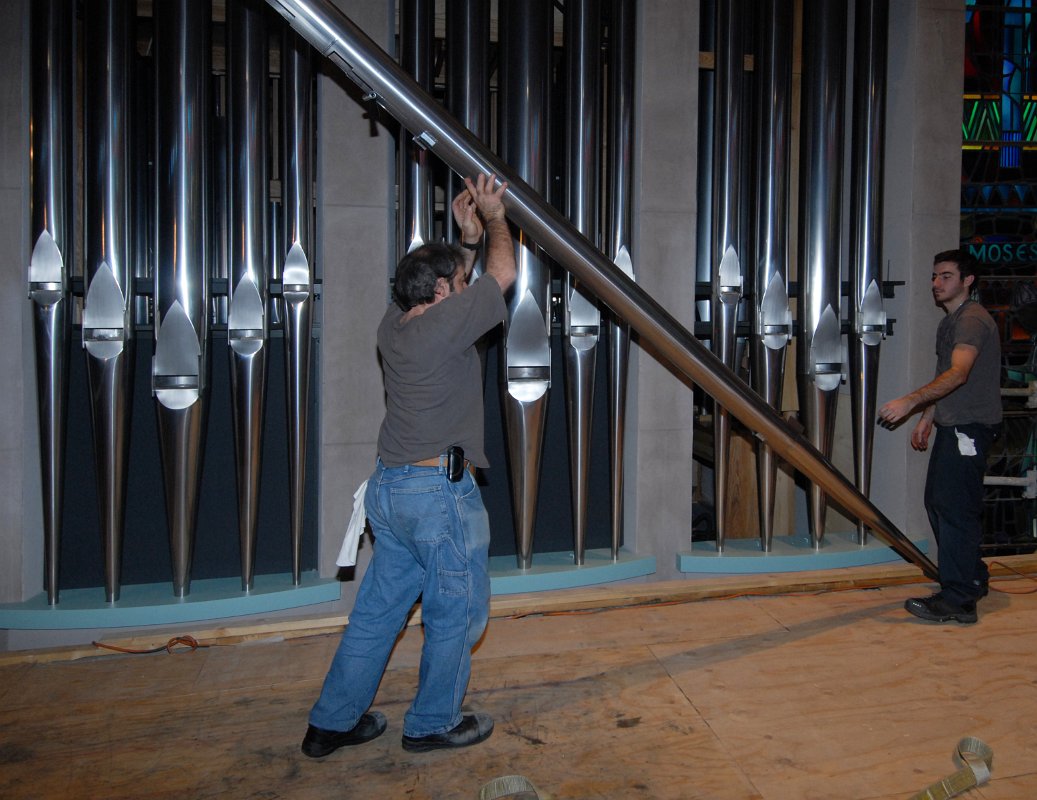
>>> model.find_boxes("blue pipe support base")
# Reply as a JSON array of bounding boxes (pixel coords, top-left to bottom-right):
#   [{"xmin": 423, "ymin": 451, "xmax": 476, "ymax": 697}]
[
  {"xmin": 489, "ymin": 548, "xmax": 656, "ymax": 595},
  {"xmin": 0, "ymin": 571, "xmax": 340, "ymax": 630},
  {"xmin": 676, "ymin": 531, "xmax": 930, "ymax": 575}
]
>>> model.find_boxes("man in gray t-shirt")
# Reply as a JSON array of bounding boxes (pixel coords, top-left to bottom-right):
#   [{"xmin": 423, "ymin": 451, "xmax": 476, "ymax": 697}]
[
  {"xmin": 878, "ymin": 249, "xmax": 1002, "ymax": 624},
  {"xmin": 302, "ymin": 175, "xmax": 516, "ymax": 758}
]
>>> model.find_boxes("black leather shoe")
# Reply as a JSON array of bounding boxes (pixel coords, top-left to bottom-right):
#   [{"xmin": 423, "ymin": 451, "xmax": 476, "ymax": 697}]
[
  {"xmin": 401, "ymin": 713, "xmax": 494, "ymax": 752},
  {"xmin": 904, "ymin": 594, "xmax": 977, "ymax": 624},
  {"xmin": 301, "ymin": 712, "xmax": 387, "ymax": 758}
]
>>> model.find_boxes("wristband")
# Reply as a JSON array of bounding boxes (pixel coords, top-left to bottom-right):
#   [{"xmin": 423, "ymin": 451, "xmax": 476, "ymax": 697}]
[{"xmin": 461, "ymin": 240, "xmax": 481, "ymax": 251}]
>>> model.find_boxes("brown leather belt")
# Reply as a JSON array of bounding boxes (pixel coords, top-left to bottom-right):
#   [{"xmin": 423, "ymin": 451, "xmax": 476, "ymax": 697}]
[{"xmin": 412, "ymin": 455, "xmax": 476, "ymax": 476}]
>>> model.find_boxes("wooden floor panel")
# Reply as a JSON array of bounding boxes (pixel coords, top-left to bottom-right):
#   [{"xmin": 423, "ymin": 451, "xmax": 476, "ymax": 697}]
[{"xmin": 2, "ymin": 576, "xmax": 1036, "ymax": 799}]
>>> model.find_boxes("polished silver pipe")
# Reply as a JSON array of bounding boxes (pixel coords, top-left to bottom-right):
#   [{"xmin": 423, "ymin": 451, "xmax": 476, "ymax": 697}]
[
  {"xmin": 605, "ymin": 0, "xmax": 635, "ymax": 562},
  {"xmin": 398, "ymin": 0, "xmax": 433, "ymax": 256},
  {"xmin": 132, "ymin": 54, "xmax": 152, "ymax": 331},
  {"xmin": 29, "ymin": 0, "xmax": 73, "ymax": 605},
  {"xmin": 563, "ymin": 0, "xmax": 601, "ymax": 566},
  {"xmin": 750, "ymin": 0, "xmax": 793, "ymax": 552},
  {"xmin": 710, "ymin": 0, "xmax": 746, "ymax": 552},
  {"xmin": 499, "ymin": 0, "xmax": 553, "ymax": 569},
  {"xmin": 695, "ymin": 8, "xmax": 715, "ymax": 326},
  {"xmin": 280, "ymin": 27, "xmax": 315, "ymax": 585},
  {"xmin": 83, "ymin": 0, "xmax": 136, "ymax": 603},
  {"xmin": 848, "ymin": 0, "xmax": 889, "ymax": 545},
  {"xmin": 262, "ymin": 0, "xmax": 938, "ymax": 579},
  {"xmin": 228, "ymin": 0, "xmax": 270, "ymax": 591},
  {"xmin": 445, "ymin": 0, "xmax": 489, "ymax": 248},
  {"xmin": 797, "ymin": 0, "xmax": 847, "ymax": 548},
  {"xmin": 153, "ymin": 0, "xmax": 212, "ymax": 597}
]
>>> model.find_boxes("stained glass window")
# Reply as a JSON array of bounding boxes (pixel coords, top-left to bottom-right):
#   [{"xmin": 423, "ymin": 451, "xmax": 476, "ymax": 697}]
[
  {"xmin": 962, "ymin": 1, "xmax": 1037, "ymax": 554},
  {"xmin": 962, "ymin": 1, "xmax": 1037, "ymax": 349}
]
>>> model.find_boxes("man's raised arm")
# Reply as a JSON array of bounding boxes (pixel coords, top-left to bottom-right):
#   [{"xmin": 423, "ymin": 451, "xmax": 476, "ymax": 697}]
[{"xmin": 465, "ymin": 174, "xmax": 516, "ymax": 293}]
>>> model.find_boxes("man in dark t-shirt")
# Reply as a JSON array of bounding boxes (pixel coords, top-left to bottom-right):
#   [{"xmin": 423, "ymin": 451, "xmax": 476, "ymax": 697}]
[
  {"xmin": 878, "ymin": 249, "xmax": 1002, "ymax": 624},
  {"xmin": 301, "ymin": 175, "xmax": 516, "ymax": 757}
]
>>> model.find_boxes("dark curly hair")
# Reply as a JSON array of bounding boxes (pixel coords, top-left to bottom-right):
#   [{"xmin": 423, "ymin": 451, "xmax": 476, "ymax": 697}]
[{"xmin": 392, "ymin": 243, "xmax": 466, "ymax": 312}]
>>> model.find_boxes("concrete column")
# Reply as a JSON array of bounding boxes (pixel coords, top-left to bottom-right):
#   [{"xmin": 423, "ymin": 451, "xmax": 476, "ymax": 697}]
[
  {"xmin": 0, "ymin": 0, "xmax": 36, "ymax": 606},
  {"xmin": 629, "ymin": 0, "xmax": 700, "ymax": 580},
  {"xmin": 315, "ymin": 0, "xmax": 395, "ymax": 609}
]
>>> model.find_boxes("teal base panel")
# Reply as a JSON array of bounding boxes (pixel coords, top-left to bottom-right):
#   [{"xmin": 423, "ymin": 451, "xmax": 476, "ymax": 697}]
[
  {"xmin": 1, "ymin": 551, "xmax": 659, "ymax": 631},
  {"xmin": 677, "ymin": 532, "xmax": 930, "ymax": 574},
  {"xmin": 489, "ymin": 548, "xmax": 656, "ymax": 594},
  {"xmin": 0, "ymin": 571, "xmax": 341, "ymax": 630}
]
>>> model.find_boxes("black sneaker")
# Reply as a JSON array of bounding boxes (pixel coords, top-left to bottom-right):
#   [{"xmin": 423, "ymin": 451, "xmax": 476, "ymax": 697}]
[
  {"xmin": 301, "ymin": 712, "xmax": 388, "ymax": 758},
  {"xmin": 401, "ymin": 713, "xmax": 494, "ymax": 752},
  {"xmin": 904, "ymin": 594, "xmax": 978, "ymax": 624}
]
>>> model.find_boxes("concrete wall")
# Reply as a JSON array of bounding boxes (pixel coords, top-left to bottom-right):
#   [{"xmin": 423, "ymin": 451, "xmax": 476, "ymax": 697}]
[{"xmin": 0, "ymin": 0, "xmax": 35, "ymax": 608}]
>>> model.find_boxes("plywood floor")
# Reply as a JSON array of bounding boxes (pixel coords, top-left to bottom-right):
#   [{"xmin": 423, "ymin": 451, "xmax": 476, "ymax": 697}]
[{"xmin": 2, "ymin": 566, "xmax": 1037, "ymax": 799}]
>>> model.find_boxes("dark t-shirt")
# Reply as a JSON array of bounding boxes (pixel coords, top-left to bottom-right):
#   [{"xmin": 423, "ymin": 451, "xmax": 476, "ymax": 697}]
[
  {"xmin": 933, "ymin": 299, "xmax": 1002, "ymax": 426},
  {"xmin": 376, "ymin": 276, "xmax": 505, "ymax": 467}
]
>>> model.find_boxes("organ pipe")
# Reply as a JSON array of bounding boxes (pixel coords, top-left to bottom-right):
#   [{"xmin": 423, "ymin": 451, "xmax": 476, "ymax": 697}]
[
  {"xmin": 227, "ymin": 0, "xmax": 270, "ymax": 590},
  {"xmin": 152, "ymin": 0, "xmax": 213, "ymax": 597},
  {"xmin": 750, "ymin": 0, "xmax": 794, "ymax": 552},
  {"xmin": 28, "ymin": 0, "xmax": 74, "ymax": 605},
  {"xmin": 563, "ymin": 0, "xmax": 602, "ymax": 565},
  {"xmin": 83, "ymin": 0, "xmax": 136, "ymax": 602},
  {"xmin": 797, "ymin": 0, "xmax": 848, "ymax": 547},
  {"xmin": 848, "ymin": 0, "xmax": 890, "ymax": 545}
]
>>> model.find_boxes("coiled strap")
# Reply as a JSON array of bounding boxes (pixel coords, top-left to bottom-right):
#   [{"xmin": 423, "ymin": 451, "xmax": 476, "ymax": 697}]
[
  {"xmin": 909, "ymin": 737, "xmax": 994, "ymax": 800},
  {"xmin": 479, "ymin": 774, "xmax": 541, "ymax": 800}
]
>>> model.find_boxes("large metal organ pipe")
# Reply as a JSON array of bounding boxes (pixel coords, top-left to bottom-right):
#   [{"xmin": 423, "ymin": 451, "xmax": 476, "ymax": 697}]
[
  {"xmin": 797, "ymin": 0, "xmax": 847, "ymax": 548},
  {"xmin": 280, "ymin": 27, "xmax": 315, "ymax": 585},
  {"xmin": 848, "ymin": 0, "xmax": 890, "ymax": 545},
  {"xmin": 398, "ymin": 0, "xmax": 434, "ymax": 256},
  {"xmin": 563, "ymin": 0, "xmax": 602, "ymax": 566},
  {"xmin": 262, "ymin": 0, "xmax": 937, "ymax": 580},
  {"xmin": 152, "ymin": 0, "xmax": 212, "ymax": 597},
  {"xmin": 605, "ymin": 0, "xmax": 636, "ymax": 561},
  {"xmin": 29, "ymin": 0, "xmax": 74, "ymax": 606},
  {"xmin": 750, "ymin": 0, "xmax": 794, "ymax": 552},
  {"xmin": 83, "ymin": 0, "xmax": 135, "ymax": 603},
  {"xmin": 445, "ymin": 0, "xmax": 490, "ymax": 248},
  {"xmin": 498, "ymin": 0, "xmax": 553, "ymax": 570},
  {"xmin": 710, "ymin": 0, "xmax": 747, "ymax": 551},
  {"xmin": 227, "ymin": 0, "xmax": 270, "ymax": 591}
]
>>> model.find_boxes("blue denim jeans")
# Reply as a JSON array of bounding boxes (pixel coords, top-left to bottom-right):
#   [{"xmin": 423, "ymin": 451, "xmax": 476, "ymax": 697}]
[
  {"xmin": 925, "ymin": 423, "xmax": 998, "ymax": 606},
  {"xmin": 308, "ymin": 459, "xmax": 491, "ymax": 738}
]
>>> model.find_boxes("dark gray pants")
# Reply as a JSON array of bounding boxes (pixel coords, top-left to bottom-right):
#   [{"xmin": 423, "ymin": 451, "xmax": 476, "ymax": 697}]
[{"xmin": 924, "ymin": 423, "xmax": 998, "ymax": 606}]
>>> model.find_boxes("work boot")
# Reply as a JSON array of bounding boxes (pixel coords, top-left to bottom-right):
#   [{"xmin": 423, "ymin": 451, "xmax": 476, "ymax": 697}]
[
  {"xmin": 401, "ymin": 713, "xmax": 494, "ymax": 752},
  {"xmin": 904, "ymin": 593, "xmax": 978, "ymax": 624}
]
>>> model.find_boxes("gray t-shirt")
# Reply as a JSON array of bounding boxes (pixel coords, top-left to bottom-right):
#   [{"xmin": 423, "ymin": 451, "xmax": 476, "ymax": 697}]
[
  {"xmin": 376, "ymin": 276, "xmax": 505, "ymax": 467},
  {"xmin": 933, "ymin": 299, "xmax": 1002, "ymax": 426}
]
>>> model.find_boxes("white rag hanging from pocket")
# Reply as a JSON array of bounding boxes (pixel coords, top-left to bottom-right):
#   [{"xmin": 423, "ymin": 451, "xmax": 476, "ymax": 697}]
[{"xmin": 336, "ymin": 479, "xmax": 369, "ymax": 567}]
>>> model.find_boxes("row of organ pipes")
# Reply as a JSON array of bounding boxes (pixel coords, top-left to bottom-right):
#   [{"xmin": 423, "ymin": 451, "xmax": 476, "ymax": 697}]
[{"xmin": 28, "ymin": 0, "xmax": 916, "ymax": 606}]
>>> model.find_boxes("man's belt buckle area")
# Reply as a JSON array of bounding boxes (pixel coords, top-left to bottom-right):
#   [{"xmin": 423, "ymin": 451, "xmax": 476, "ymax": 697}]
[{"xmin": 412, "ymin": 454, "xmax": 476, "ymax": 477}]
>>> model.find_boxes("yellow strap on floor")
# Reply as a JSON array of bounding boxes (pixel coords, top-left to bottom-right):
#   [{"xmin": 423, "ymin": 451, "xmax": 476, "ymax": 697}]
[
  {"xmin": 479, "ymin": 774, "xmax": 541, "ymax": 800},
  {"xmin": 909, "ymin": 737, "xmax": 993, "ymax": 800}
]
